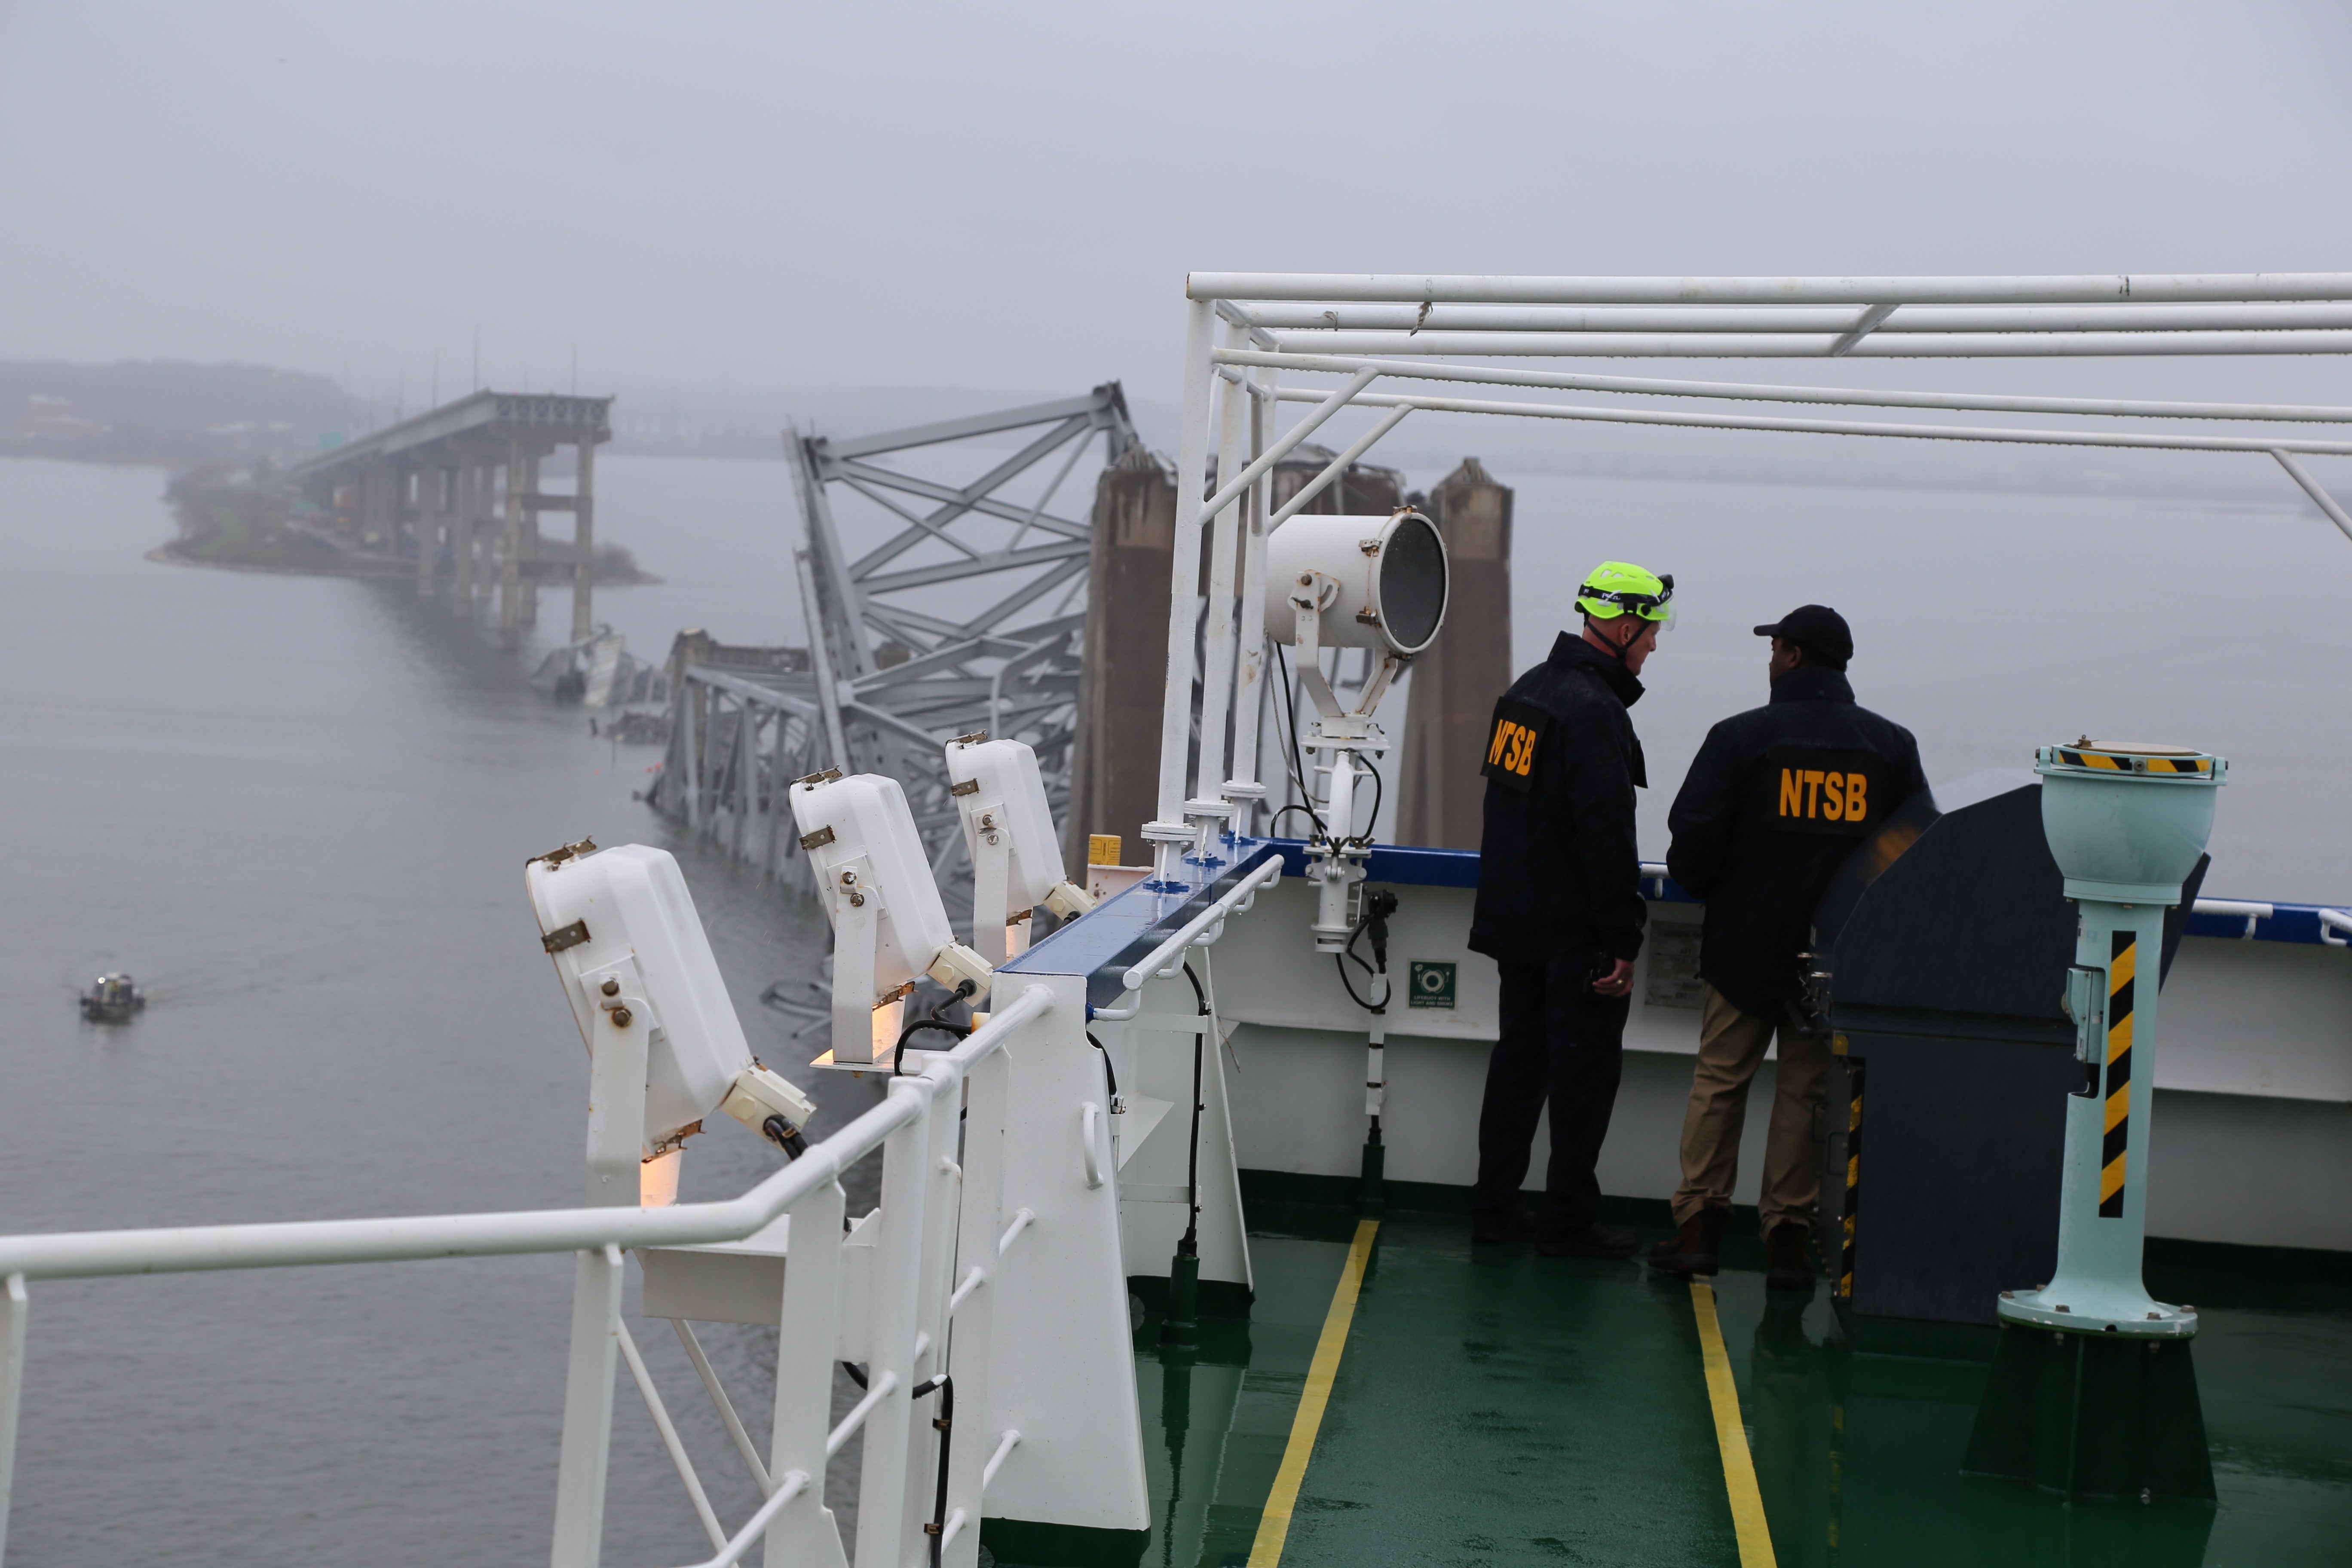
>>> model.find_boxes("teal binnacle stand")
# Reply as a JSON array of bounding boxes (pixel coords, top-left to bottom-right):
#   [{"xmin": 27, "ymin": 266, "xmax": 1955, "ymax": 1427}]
[{"xmin": 1964, "ymin": 741, "xmax": 2225, "ymax": 1504}]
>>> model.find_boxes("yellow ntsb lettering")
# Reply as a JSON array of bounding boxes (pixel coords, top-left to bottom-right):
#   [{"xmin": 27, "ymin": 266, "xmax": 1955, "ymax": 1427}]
[
  {"xmin": 1779, "ymin": 769, "xmax": 1803, "ymax": 817},
  {"xmin": 1844, "ymin": 771, "xmax": 1868, "ymax": 820}
]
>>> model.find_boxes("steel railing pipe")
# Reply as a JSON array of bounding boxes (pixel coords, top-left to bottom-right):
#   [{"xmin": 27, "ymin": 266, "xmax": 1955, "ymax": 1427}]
[
  {"xmin": 1213, "ymin": 349, "xmax": 2352, "ymax": 425},
  {"xmin": 1120, "ymin": 857, "xmax": 1284, "ymax": 993},
  {"xmin": 1192, "ymin": 366, "xmax": 1380, "ymax": 534},
  {"xmin": 1267, "ymin": 404, "xmax": 1413, "ymax": 530},
  {"xmin": 1261, "ymin": 329, "xmax": 2352, "ymax": 359},
  {"xmin": 1187, "ymin": 272, "xmax": 2352, "ymax": 307},
  {"xmin": 1227, "ymin": 302, "xmax": 2352, "ymax": 334},
  {"xmin": 1260, "ymin": 386, "xmax": 2352, "ymax": 458},
  {"xmin": 0, "ymin": 986, "xmax": 1056, "ymax": 1283}
]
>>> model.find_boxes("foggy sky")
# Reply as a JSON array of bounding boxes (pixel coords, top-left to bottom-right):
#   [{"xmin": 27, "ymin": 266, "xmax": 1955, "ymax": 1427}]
[{"xmin": 3, "ymin": 1, "xmax": 2349, "ymax": 410}]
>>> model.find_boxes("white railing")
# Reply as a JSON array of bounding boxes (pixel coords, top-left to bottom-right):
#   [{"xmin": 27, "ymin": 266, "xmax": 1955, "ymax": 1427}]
[
  {"xmin": 0, "ymin": 982, "xmax": 1059, "ymax": 1568},
  {"xmin": 1086, "ymin": 853, "xmax": 1288, "ymax": 1023}
]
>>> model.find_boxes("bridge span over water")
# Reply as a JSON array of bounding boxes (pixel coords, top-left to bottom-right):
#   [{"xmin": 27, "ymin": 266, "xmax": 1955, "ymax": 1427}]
[{"xmin": 291, "ymin": 390, "xmax": 612, "ymax": 644}]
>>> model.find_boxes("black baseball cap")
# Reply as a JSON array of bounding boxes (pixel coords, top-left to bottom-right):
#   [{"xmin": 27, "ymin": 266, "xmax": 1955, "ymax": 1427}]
[{"xmin": 1753, "ymin": 605, "xmax": 1853, "ymax": 668}]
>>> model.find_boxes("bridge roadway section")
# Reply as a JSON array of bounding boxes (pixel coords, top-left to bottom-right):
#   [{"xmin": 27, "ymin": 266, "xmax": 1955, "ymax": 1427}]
[{"xmin": 290, "ymin": 390, "xmax": 612, "ymax": 644}]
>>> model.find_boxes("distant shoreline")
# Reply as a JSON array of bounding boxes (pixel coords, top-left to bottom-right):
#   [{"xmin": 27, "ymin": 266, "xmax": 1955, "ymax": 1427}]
[{"xmin": 144, "ymin": 542, "xmax": 662, "ymax": 585}]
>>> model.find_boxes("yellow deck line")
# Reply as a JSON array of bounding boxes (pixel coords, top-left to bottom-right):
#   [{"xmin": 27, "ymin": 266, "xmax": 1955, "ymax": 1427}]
[
  {"xmin": 1691, "ymin": 1281, "xmax": 1778, "ymax": 1568},
  {"xmin": 1246, "ymin": 1218, "xmax": 1378, "ymax": 1568}
]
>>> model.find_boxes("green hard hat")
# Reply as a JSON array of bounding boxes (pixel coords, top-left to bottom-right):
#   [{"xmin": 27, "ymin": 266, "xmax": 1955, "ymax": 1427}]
[{"xmin": 1575, "ymin": 561, "xmax": 1675, "ymax": 625}]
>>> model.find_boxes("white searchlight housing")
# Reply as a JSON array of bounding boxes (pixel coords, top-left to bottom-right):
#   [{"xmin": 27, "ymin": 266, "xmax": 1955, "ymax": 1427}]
[
  {"xmin": 527, "ymin": 840, "xmax": 817, "ymax": 1203},
  {"xmin": 1262, "ymin": 510, "xmax": 1451, "ymax": 956},
  {"xmin": 789, "ymin": 770, "xmax": 994, "ymax": 1065},
  {"xmin": 945, "ymin": 734, "xmax": 1096, "ymax": 965},
  {"xmin": 1264, "ymin": 508, "xmax": 1449, "ymax": 659}
]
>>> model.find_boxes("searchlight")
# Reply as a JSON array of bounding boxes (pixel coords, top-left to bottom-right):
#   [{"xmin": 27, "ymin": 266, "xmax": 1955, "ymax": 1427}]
[
  {"xmin": 944, "ymin": 733, "xmax": 1096, "ymax": 965},
  {"xmin": 1263, "ymin": 508, "xmax": 1449, "ymax": 952},
  {"xmin": 788, "ymin": 771, "xmax": 994, "ymax": 1066},
  {"xmin": 526, "ymin": 840, "xmax": 818, "ymax": 1205}
]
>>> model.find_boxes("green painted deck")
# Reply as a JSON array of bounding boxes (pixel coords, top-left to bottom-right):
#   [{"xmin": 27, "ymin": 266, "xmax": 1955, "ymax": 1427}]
[{"xmin": 994, "ymin": 1199, "xmax": 2352, "ymax": 1568}]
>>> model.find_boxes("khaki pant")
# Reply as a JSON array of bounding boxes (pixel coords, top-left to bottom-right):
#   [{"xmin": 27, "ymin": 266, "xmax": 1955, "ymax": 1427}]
[{"xmin": 1670, "ymin": 984, "xmax": 1828, "ymax": 1234}]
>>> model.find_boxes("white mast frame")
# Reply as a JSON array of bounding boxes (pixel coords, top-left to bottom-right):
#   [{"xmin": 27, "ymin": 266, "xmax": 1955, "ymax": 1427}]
[{"xmin": 1142, "ymin": 272, "xmax": 2352, "ymax": 882}]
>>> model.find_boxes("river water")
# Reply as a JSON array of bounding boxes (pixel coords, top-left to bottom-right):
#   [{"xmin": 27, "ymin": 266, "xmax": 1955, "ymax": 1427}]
[{"xmin": 0, "ymin": 447, "xmax": 2345, "ymax": 1565}]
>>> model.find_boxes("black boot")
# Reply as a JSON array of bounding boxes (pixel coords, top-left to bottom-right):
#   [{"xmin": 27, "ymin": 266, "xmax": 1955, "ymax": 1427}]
[
  {"xmin": 1648, "ymin": 1204, "xmax": 1727, "ymax": 1277},
  {"xmin": 1765, "ymin": 1222, "xmax": 1817, "ymax": 1291}
]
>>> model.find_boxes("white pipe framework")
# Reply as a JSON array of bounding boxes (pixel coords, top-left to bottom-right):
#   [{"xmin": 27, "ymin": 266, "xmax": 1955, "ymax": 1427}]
[{"xmin": 1141, "ymin": 273, "xmax": 2352, "ymax": 872}]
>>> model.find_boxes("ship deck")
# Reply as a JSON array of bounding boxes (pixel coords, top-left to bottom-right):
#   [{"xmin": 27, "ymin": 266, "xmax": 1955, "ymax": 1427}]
[{"xmin": 988, "ymin": 1189, "xmax": 2352, "ymax": 1568}]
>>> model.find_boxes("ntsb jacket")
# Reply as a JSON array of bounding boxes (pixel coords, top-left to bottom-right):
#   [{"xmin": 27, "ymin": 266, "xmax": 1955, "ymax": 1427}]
[
  {"xmin": 1664, "ymin": 666, "xmax": 1928, "ymax": 1018},
  {"xmin": 1468, "ymin": 632, "xmax": 1648, "ymax": 968}
]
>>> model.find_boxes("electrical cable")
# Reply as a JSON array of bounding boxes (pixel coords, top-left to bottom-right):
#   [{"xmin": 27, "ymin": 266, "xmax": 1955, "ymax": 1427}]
[
  {"xmin": 834, "ymin": 1365, "xmax": 956, "ymax": 1568},
  {"xmin": 1266, "ymin": 803, "xmax": 1320, "ymax": 836},
  {"xmin": 892, "ymin": 980, "xmax": 977, "ymax": 1075},
  {"xmin": 760, "ymin": 1114, "xmax": 809, "ymax": 1160},
  {"xmin": 912, "ymin": 1373, "xmax": 954, "ymax": 1568},
  {"xmin": 1085, "ymin": 1031, "xmax": 1120, "ymax": 1105},
  {"xmin": 1346, "ymin": 756, "xmax": 1384, "ymax": 848},
  {"xmin": 1334, "ymin": 891, "xmax": 1396, "ymax": 1013},
  {"xmin": 1269, "ymin": 642, "xmax": 1327, "ymax": 841},
  {"xmin": 1179, "ymin": 962, "xmax": 1210, "ymax": 1255}
]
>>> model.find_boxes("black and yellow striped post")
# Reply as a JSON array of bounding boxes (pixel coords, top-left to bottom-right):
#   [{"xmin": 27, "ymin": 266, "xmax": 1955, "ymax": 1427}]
[
  {"xmin": 1836, "ymin": 1055, "xmax": 1864, "ymax": 1301},
  {"xmin": 1966, "ymin": 740, "xmax": 2224, "ymax": 1504},
  {"xmin": 2099, "ymin": 930, "xmax": 2134, "ymax": 1219}
]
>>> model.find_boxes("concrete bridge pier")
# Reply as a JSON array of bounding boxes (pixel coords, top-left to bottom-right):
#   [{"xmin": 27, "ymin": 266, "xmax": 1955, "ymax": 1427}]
[
  {"xmin": 498, "ymin": 438, "xmax": 525, "ymax": 645},
  {"xmin": 570, "ymin": 435, "xmax": 596, "ymax": 641},
  {"xmin": 449, "ymin": 461, "xmax": 475, "ymax": 611},
  {"xmin": 517, "ymin": 448, "xmax": 541, "ymax": 631},
  {"xmin": 289, "ymin": 391, "xmax": 612, "ymax": 644},
  {"xmin": 414, "ymin": 463, "xmax": 435, "ymax": 597}
]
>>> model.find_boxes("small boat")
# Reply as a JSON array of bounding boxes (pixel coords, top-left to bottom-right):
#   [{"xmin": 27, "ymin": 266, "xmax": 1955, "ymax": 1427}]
[{"xmin": 79, "ymin": 972, "xmax": 145, "ymax": 1022}]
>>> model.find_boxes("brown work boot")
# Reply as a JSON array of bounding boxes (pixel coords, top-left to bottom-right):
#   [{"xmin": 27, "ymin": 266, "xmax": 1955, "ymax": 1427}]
[
  {"xmin": 1765, "ymin": 1222, "xmax": 1817, "ymax": 1290},
  {"xmin": 1647, "ymin": 1204, "xmax": 1726, "ymax": 1277}
]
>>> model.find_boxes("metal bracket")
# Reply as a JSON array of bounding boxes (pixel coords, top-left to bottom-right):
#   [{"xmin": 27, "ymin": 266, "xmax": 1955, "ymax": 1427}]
[{"xmin": 541, "ymin": 919, "xmax": 591, "ymax": 955}]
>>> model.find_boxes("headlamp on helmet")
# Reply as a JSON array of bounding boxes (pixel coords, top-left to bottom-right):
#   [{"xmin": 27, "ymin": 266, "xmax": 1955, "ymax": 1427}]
[{"xmin": 1575, "ymin": 561, "xmax": 1674, "ymax": 631}]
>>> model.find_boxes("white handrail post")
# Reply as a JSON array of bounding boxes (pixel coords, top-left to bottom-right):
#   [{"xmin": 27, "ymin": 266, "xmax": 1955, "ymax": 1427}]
[
  {"xmin": 897, "ymin": 1064, "xmax": 965, "ymax": 1553},
  {"xmin": 1143, "ymin": 299, "xmax": 1219, "ymax": 883},
  {"xmin": 549, "ymin": 1243, "xmax": 626, "ymax": 1568},
  {"xmin": 853, "ymin": 1082, "xmax": 933, "ymax": 1568},
  {"xmin": 941, "ymin": 1048, "xmax": 1012, "ymax": 1568},
  {"xmin": 764, "ymin": 1179, "xmax": 851, "ymax": 1568},
  {"xmin": 0, "ymin": 1273, "xmax": 26, "ymax": 1567},
  {"xmin": 1224, "ymin": 361, "xmax": 1276, "ymax": 821},
  {"xmin": 1190, "ymin": 318, "xmax": 1250, "ymax": 834}
]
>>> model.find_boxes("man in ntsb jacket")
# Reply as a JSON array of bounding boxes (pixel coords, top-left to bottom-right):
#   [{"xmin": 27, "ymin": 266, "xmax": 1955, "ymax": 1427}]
[
  {"xmin": 1654, "ymin": 605, "xmax": 1927, "ymax": 1288},
  {"xmin": 1467, "ymin": 561, "xmax": 1669, "ymax": 1259}
]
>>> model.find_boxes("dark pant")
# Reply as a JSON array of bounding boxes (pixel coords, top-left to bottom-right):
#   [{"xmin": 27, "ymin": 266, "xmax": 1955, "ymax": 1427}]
[{"xmin": 1472, "ymin": 957, "xmax": 1631, "ymax": 1236}]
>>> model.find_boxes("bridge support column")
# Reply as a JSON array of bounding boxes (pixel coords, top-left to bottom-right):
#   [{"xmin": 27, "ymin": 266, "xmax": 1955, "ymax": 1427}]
[
  {"xmin": 414, "ymin": 465, "xmax": 437, "ymax": 597},
  {"xmin": 472, "ymin": 460, "xmax": 494, "ymax": 608},
  {"xmin": 570, "ymin": 432, "xmax": 596, "ymax": 641},
  {"xmin": 499, "ymin": 438, "xmax": 524, "ymax": 647},
  {"xmin": 449, "ymin": 462, "xmax": 474, "ymax": 613},
  {"xmin": 361, "ymin": 460, "xmax": 392, "ymax": 551},
  {"xmin": 518, "ymin": 448, "xmax": 541, "ymax": 629}
]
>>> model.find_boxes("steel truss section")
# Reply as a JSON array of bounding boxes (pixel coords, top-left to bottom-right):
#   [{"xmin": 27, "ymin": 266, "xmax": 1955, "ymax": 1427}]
[
  {"xmin": 655, "ymin": 385, "xmax": 1139, "ymax": 907},
  {"xmin": 1142, "ymin": 272, "xmax": 2352, "ymax": 886}
]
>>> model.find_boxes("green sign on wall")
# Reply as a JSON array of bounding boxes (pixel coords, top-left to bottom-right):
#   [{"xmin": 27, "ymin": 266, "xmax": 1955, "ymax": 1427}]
[{"xmin": 1408, "ymin": 960, "xmax": 1458, "ymax": 1010}]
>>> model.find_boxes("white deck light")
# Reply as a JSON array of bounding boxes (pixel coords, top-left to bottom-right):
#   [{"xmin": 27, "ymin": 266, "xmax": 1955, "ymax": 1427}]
[
  {"xmin": 527, "ymin": 842, "xmax": 817, "ymax": 1202},
  {"xmin": 944, "ymin": 735, "xmax": 1095, "ymax": 966},
  {"xmin": 789, "ymin": 771, "xmax": 993, "ymax": 1064}
]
